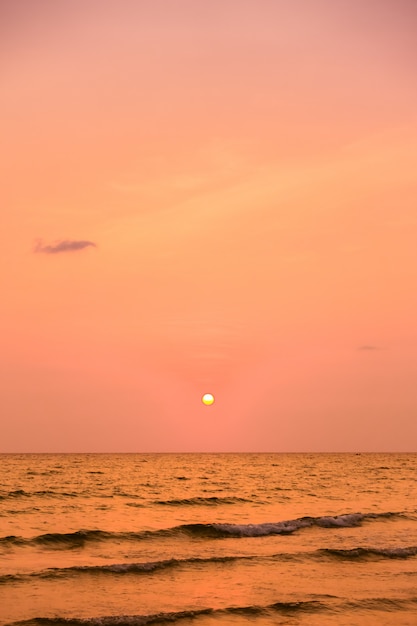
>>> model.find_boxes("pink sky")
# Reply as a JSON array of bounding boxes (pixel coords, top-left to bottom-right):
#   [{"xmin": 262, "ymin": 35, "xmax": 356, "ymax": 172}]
[{"xmin": 1, "ymin": 0, "xmax": 417, "ymax": 452}]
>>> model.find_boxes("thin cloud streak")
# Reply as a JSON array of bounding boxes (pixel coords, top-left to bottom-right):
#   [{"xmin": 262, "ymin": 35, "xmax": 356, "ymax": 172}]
[{"xmin": 34, "ymin": 239, "xmax": 97, "ymax": 254}]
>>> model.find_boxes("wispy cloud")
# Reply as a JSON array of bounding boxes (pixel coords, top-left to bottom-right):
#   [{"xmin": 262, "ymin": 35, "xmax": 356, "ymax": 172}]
[{"xmin": 34, "ymin": 239, "xmax": 97, "ymax": 254}]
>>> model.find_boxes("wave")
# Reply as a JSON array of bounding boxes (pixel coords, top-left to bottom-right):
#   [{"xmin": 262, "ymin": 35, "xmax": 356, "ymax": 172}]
[
  {"xmin": 113, "ymin": 492, "xmax": 144, "ymax": 499},
  {"xmin": 4, "ymin": 600, "xmax": 324, "ymax": 625},
  {"xmin": 180, "ymin": 511, "xmax": 403, "ymax": 538},
  {"xmin": 7, "ymin": 597, "xmax": 417, "ymax": 626},
  {"xmin": 0, "ymin": 490, "xmax": 79, "ymax": 500},
  {"xmin": 0, "ymin": 511, "xmax": 408, "ymax": 550},
  {"xmin": 0, "ymin": 530, "xmax": 113, "ymax": 549},
  {"xmin": 0, "ymin": 556, "xmax": 242, "ymax": 584},
  {"xmin": 153, "ymin": 496, "xmax": 253, "ymax": 506},
  {"xmin": 2, "ymin": 545, "xmax": 417, "ymax": 585},
  {"xmin": 319, "ymin": 546, "xmax": 417, "ymax": 560},
  {"xmin": 343, "ymin": 597, "xmax": 417, "ymax": 611}
]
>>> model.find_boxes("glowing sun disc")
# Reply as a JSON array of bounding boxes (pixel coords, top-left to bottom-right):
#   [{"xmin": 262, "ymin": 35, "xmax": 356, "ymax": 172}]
[{"xmin": 202, "ymin": 393, "xmax": 215, "ymax": 406}]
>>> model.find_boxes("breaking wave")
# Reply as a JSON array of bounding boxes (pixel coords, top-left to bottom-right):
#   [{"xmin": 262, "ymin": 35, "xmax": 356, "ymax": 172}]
[{"xmin": 0, "ymin": 511, "xmax": 406, "ymax": 549}]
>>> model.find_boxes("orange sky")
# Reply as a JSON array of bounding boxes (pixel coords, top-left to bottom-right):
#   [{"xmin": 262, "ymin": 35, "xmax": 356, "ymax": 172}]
[{"xmin": 1, "ymin": 0, "xmax": 417, "ymax": 452}]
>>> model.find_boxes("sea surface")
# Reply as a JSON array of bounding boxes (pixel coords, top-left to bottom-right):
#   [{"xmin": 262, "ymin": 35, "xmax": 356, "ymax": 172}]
[{"xmin": 1, "ymin": 453, "xmax": 417, "ymax": 626}]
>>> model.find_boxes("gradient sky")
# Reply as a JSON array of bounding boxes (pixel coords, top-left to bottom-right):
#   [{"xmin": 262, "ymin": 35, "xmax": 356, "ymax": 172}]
[{"xmin": 1, "ymin": 0, "xmax": 417, "ymax": 452}]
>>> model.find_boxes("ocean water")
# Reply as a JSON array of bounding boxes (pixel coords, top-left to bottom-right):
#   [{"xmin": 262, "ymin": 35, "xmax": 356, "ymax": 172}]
[{"xmin": 1, "ymin": 453, "xmax": 417, "ymax": 626}]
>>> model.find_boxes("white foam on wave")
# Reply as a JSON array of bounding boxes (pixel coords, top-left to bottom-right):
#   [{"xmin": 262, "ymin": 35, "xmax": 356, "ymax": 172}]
[
  {"xmin": 214, "ymin": 513, "xmax": 372, "ymax": 537},
  {"xmin": 214, "ymin": 519, "xmax": 308, "ymax": 536},
  {"xmin": 315, "ymin": 513, "xmax": 365, "ymax": 527}
]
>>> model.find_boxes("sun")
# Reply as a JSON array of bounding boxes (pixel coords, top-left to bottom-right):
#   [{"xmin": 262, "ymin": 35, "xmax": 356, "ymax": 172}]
[{"xmin": 202, "ymin": 393, "xmax": 215, "ymax": 406}]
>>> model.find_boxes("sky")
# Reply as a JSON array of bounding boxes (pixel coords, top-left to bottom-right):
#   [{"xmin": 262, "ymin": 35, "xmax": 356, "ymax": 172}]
[{"xmin": 1, "ymin": 0, "xmax": 417, "ymax": 452}]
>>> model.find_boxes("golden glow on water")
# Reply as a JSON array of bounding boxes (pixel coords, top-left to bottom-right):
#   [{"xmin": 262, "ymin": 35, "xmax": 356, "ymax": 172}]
[{"xmin": 1, "ymin": 453, "xmax": 417, "ymax": 625}]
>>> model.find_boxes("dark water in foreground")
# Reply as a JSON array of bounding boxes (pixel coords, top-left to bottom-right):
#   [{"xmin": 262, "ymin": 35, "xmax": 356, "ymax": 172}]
[{"xmin": 1, "ymin": 453, "xmax": 417, "ymax": 625}]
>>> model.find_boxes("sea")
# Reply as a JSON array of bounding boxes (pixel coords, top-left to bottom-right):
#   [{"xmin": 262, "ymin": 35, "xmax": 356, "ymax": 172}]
[{"xmin": 1, "ymin": 453, "xmax": 417, "ymax": 626}]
